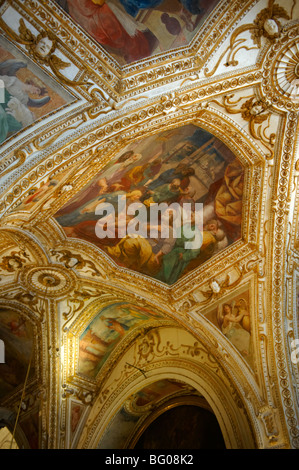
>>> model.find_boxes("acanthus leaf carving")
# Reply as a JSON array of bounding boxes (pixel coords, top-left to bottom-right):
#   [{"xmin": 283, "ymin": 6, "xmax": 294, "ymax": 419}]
[
  {"xmin": 204, "ymin": 0, "xmax": 291, "ymax": 77},
  {"xmin": 207, "ymin": 94, "xmax": 276, "ymax": 159}
]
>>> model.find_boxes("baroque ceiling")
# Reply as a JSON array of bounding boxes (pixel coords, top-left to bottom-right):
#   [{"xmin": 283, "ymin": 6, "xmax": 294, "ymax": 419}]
[{"xmin": 0, "ymin": 0, "xmax": 299, "ymax": 450}]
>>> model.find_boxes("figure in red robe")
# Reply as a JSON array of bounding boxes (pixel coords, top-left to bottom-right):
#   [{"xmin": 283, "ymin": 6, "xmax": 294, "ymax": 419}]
[{"xmin": 63, "ymin": 0, "xmax": 158, "ymax": 63}]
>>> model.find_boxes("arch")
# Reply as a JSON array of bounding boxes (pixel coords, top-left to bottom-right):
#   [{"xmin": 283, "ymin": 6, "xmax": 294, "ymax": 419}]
[
  {"xmin": 0, "ymin": 407, "xmax": 29, "ymax": 449},
  {"xmin": 99, "ymin": 389, "xmax": 225, "ymax": 449},
  {"xmin": 131, "ymin": 398, "xmax": 226, "ymax": 449},
  {"xmin": 76, "ymin": 326, "xmax": 264, "ymax": 449}
]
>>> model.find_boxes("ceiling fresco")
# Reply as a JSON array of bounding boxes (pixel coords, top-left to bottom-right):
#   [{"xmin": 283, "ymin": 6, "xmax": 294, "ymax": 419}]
[
  {"xmin": 54, "ymin": 124, "xmax": 244, "ymax": 285},
  {"xmin": 78, "ymin": 302, "xmax": 162, "ymax": 378},
  {"xmin": 0, "ymin": 308, "xmax": 34, "ymax": 401},
  {"xmin": 204, "ymin": 287, "xmax": 255, "ymax": 370},
  {"xmin": 13, "ymin": 164, "xmax": 81, "ymax": 213},
  {"xmin": 1, "ymin": 0, "xmax": 299, "ymax": 451},
  {"xmin": 0, "ymin": 35, "xmax": 74, "ymax": 145},
  {"xmin": 54, "ymin": 0, "xmax": 221, "ymax": 65}
]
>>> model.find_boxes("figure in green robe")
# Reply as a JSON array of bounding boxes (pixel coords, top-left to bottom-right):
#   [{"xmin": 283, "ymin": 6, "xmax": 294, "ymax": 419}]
[
  {"xmin": 0, "ymin": 60, "xmax": 51, "ymax": 143},
  {"xmin": 157, "ymin": 223, "xmax": 202, "ymax": 285},
  {"xmin": 144, "ymin": 179, "xmax": 181, "ymax": 206},
  {"xmin": 0, "ymin": 87, "xmax": 23, "ymax": 143}
]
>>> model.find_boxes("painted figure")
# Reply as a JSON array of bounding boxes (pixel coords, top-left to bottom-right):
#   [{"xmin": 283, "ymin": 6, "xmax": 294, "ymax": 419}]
[
  {"xmin": 0, "ymin": 60, "xmax": 50, "ymax": 143},
  {"xmin": 56, "ymin": 0, "xmax": 220, "ymax": 63},
  {"xmin": 78, "ymin": 303, "xmax": 161, "ymax": 377},
  {"xmin": 54, "ymin": 125, "xmax": 244, "ymax": 285},
  {"xmin": 60, "ymin": 0, "xmax": 158, "ymax": 63},
  {"xmin": 218, "ymin": 302, "xmax": 251, "ymax": 357}
]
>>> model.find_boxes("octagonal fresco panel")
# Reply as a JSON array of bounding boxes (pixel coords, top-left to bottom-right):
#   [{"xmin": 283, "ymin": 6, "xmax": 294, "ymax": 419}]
[
  {"xmin": 78, "ymin": 302, "xmax": 162, "ymax": 378},
  {"xmin": 54, "ymin": 0, "xmax": 221, "ymax": 65},
  {"xmin": 54, "ymin": 124, "xmax": 244, "ymax": 285}
]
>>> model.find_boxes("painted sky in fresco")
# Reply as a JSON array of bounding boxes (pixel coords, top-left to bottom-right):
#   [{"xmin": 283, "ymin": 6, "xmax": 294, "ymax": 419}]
[
  {"xmin": 54, "ymin": 0, "xmax": 221, "ymax": 65},
  {"xmin": 54, "ymin": 124, "xmax": 244, "ymax": 285}
]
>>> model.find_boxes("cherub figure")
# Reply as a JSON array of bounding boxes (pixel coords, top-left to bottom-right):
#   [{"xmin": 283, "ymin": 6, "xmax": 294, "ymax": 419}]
[
  {"xmin": 0, "ymin": 17, "xmax": 88, "ymax": 86},
  {"xmin": 217, "ymin": 301, "xmax": 251, "ymax": 357}
]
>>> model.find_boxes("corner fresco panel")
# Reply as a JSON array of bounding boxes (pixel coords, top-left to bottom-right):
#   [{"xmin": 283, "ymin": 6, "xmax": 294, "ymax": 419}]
[{"xmin": 0, "ymin": 35, "xmax": 73, "ymax": 145}]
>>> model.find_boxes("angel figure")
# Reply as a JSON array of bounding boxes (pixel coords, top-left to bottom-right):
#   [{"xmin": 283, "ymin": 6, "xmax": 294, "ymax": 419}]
[
  {"xmin": 204, "ymin": 0, "xmax": 290, "ymax": 77},
  {"xmin": 252, "ymin": 0, "xmax": 290, "ymax": 44},
  {"xmin": 18, "ymin": 20, "xmax": 76, "ymax": 84},
  {"xmin": 0, "ymin": 59, "xmax": 50, "ymax": 143},
  {"xmin": 33, "ymin": 35, "xmax": 56, "ymax": 59},
  {"xmin": 217, "ymin": 301, "xmax": 251, "ymax": 357},
  {"xmin": 0, "ymin": 18, "xmax": 87, "ymax": 87}
]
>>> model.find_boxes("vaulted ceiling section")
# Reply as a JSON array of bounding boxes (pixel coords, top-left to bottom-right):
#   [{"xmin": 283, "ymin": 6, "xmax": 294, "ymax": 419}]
[{"xmin": 0, "ymin": 0, "xmax": 299, "ymax": 449}]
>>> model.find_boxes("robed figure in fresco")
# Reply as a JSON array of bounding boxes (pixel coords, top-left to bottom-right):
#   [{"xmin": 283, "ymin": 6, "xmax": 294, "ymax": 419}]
[
  {"xmin": 0, "ymin": 60, "xmax": 50, "ymax": 143},
  {"xmin": 55, "ymin": 0, "xmax": 220, "ymax": 63},
  {"xmin": 78, "ymin": 303, "xmax": 162, "ymax": 378},
  {"xmin": 57, "ymin": 0, "xmax": 159, "ymax": 63},
  {"xmin": 54, "ymin": 125, "xmax": 244, "ymax": 285},
  {"xmin": 217, "ymin": 301, "xmax": 251, "ymax": 357}
]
